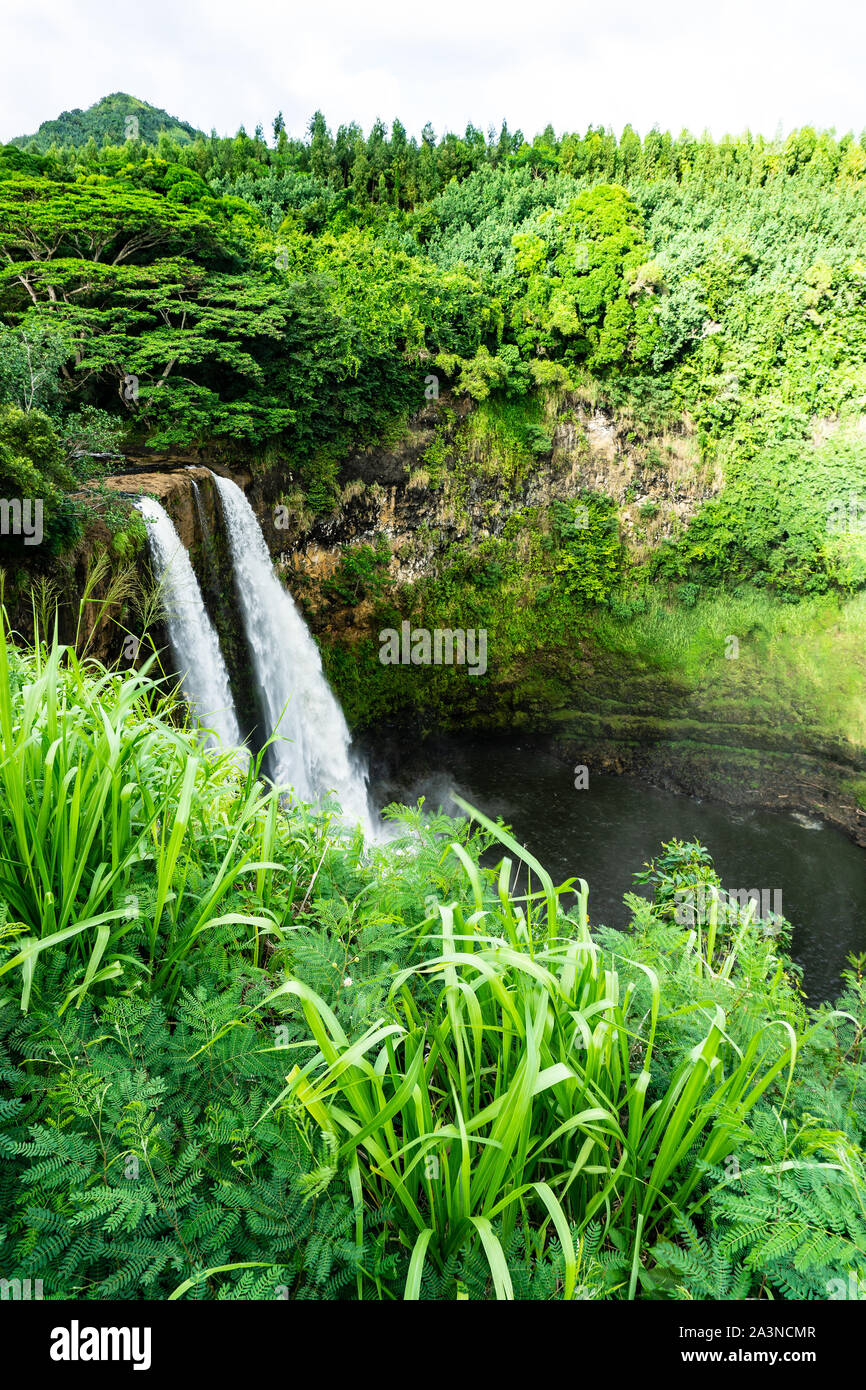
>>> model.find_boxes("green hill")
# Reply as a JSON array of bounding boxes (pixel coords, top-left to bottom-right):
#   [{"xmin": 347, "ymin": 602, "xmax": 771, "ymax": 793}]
[{"xmin": 11, "ymin": 92, "xmax": 203, "ymax": 149}]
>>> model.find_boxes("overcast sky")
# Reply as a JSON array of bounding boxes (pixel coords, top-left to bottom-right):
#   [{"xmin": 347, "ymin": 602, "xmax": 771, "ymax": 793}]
[{"xmin": 2, "ymin": 0, "xmax": 864, "ymax": 145}]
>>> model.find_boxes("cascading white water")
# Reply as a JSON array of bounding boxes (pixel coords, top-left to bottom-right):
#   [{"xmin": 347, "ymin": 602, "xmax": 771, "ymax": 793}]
[
  {"xmin": 137, "ymin": 495, "xmax": 242, "ymax": 751},
  {"xmin": 211, "ymin": 472, "xmax": 377, "ymax": 833}
]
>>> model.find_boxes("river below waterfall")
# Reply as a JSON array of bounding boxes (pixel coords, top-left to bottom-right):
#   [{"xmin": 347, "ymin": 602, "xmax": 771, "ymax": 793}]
[{"xmin": 367, "ymin": 733, "xmax": 866, "ymax": 1003}]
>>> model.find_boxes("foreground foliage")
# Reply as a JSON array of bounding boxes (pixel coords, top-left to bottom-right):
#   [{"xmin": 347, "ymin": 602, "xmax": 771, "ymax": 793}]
[{"xmin": 0, "ymin": 635, "xmax": 864, "ymax": 1300}]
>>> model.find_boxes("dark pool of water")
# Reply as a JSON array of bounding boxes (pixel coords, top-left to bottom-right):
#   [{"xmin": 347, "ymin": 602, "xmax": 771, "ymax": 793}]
[{"xmin": 368, "ymin": 733, "xmax": 866, "ymax": 1004}]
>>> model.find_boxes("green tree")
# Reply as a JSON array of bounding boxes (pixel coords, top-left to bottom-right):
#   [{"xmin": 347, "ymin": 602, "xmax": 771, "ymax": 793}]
[{"xmin": 0, "ymin": 320, "xmax": 70, "ymax": 413}]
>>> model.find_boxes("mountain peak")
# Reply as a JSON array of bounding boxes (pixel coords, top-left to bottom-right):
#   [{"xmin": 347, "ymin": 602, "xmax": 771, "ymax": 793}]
[{"xmin": 11, "ymin": 93, "xmax": 204, "ymax": 150}]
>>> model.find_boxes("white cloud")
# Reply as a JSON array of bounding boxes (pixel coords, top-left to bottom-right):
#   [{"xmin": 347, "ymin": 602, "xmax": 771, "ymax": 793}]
[{"xmin": 1, "ymin": 0, "xmax": 863, "ymax": 143}]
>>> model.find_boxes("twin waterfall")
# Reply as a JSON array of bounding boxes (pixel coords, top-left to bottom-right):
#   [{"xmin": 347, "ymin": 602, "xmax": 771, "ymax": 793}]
[{"xmin": 138, "ymin": 478, "xmax": 376, "ymax": 835}]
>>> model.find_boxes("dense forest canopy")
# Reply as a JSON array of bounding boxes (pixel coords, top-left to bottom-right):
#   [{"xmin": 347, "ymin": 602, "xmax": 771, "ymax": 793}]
[{"xmin": 2, "ymin": 96, "xmax": 866, "ymax": 590}]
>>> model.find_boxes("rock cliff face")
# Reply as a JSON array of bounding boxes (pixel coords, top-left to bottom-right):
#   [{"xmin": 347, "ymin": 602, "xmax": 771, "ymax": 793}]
[
  {"xmin": 247, "ymin": 393, "xmax": 714, "ymax": 638},
  {"xmin": 16, "ymin": 392, "xmax": 866, "ymax": 845},
  {"xmin": 96, "ymin": 394, "xmax": 708, "ymax": 614},
  {"xmin": 102, "ymin": 467, "xmax": 218, "ymax": 551}
]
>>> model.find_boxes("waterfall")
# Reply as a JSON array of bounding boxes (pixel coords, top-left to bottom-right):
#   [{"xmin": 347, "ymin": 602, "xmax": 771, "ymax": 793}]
[
  {"xmin": 137, "ymin": 496, "xmax": 242, "ymax": 752},
  {"xmin": 211, "ymin": 472, "xmax": 376, "ymax": 832}
]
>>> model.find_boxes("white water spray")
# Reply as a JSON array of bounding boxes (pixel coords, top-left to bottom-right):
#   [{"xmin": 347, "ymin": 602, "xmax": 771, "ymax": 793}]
[
  {"xmin": 137, "ymin": 495, "xmax": 242, "ymax": 751},
  {"xmin": 211, "ymin": 473, "xmax": 377, "ymax": 833}
]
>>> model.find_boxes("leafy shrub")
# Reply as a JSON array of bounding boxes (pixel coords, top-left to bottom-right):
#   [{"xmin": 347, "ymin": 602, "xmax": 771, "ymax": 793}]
[{"xmin": 550, "ymin": 494, "xmax": 622, "ymax": 605}]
